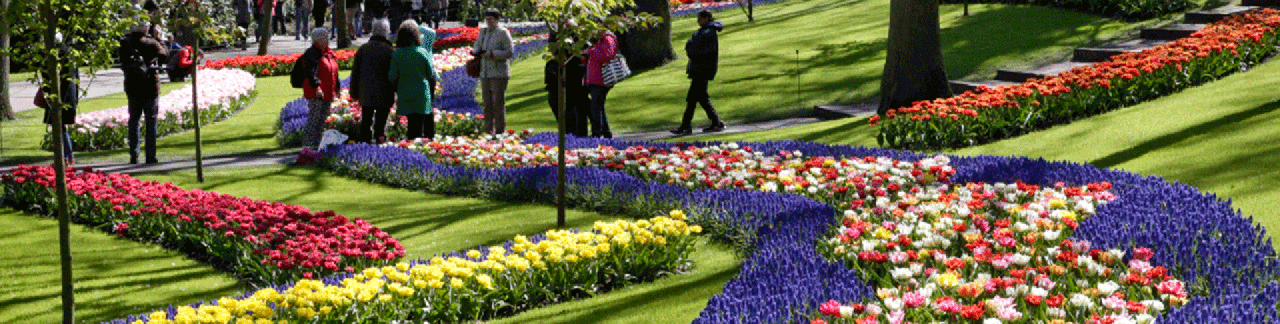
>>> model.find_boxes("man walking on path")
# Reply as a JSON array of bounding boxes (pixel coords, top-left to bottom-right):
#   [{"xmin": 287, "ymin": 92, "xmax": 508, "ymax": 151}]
[
  {"xmin": 119, "ymin": 22, "xmax": 170, "ymax": 164},
  {"xmin": 671, "ymin": 10, "xmax": 725, "ymax": 135}
]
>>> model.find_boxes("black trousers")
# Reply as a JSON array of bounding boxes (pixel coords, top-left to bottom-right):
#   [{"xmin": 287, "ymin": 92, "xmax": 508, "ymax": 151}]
[
  {"xmin": 680, "ymin": 78, "xmax": 722, "ymax": 128},
  {"xmin": 547, "ymin": 86, "xmax": 589, "ymax": 137},
  {"xmin": 359, "ymin": 104, "xmax": 390, "ymax": 143},
  {"xmin": 405, "ymin": 113, "xmax": 435, "ymax": 141}
]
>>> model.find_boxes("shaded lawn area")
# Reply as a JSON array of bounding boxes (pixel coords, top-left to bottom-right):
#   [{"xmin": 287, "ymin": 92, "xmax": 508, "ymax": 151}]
[
  {"xmin": 0, "ymin": 207, "xmax": 243, "ymax": 324},
  {"xmin": 498, "ymin": 0, "xmax": 1156, "ymax": 134},
  {"xmin": 1, "ymin": 73, "xmax": 348, "ymax": 167},
  {"xmin": 695, "ymin": 58, "xmax": 1280, "ymax": 248}
]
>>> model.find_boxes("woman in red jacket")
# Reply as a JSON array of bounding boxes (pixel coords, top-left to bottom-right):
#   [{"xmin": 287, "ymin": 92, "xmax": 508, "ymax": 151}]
[{"xmin": 583, "ymin": 28, "xmax": 617, "ymax": 138}]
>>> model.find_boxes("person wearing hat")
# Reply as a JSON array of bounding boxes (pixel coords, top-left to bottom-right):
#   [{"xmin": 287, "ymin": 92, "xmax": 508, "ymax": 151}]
[{"xmin": 471, "ymin": 8, "xmax": 513, "ymax": 134}]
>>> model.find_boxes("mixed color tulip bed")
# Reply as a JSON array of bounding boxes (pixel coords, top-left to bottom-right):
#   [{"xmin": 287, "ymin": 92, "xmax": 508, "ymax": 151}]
[
  {"xmin": 873, "ymin": 9, "xmax": 1280, "ymax": 150},
  {"xmin": 41, "ymin": 69, "xmax": 257, "ymax": 152}
]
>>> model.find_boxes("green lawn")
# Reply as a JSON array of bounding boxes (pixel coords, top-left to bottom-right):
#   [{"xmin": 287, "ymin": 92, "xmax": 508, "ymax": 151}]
[
  {"xmin": 1, "ymin": 73, "xmax": 347, "ymax": 166},
  {"xmin": 0, "ymin": 207, "xmax": 244, "ymax": 324},
  {"xmin": 0, "ymin": 165, "xmax": 740, "ymax": 323},
  {"xmin": 699, "ymin": 58, "xmax": 1280, "ymax": 247},
  {"xmin": 498, "ymin": 0, "xmax": 1162, "ymax": 134}
]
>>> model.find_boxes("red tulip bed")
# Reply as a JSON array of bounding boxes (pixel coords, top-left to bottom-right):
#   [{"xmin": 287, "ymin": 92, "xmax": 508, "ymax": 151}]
[
  {"xmin": 0, "ymin": 165, "xmax": 405, "ymax": 285},
  {"xmin": 202, "ymin": 27, "xmax": 503, "ymax": 77},
  {"xmin": 872, "ymin": 9, "xmax": 1280, "ymax": 150}
]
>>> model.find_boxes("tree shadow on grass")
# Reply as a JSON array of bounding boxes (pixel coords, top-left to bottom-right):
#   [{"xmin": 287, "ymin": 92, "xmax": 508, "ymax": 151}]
[{"xmin": 1092, "ymin": 100, "xmax": 1280, "ymax": 169}]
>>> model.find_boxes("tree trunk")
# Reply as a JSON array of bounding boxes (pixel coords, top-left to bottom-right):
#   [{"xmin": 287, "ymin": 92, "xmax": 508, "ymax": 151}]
[
  {"xmin": 878, "ymin": 0, "xmax": 951, "ymax": 115},
  {"xmin": 335, "ymin": 4, "xmax": 350, "ymax": 49},
  {"xmin": 1, "ymin": 0, "xmax": 15, "ymax": 121},
  {"xmin": 257, "ymin": 1, "xmax": 274, "ymax": 55},
  {"xmin": 40, "ymin": 3, "xmax": 73, "ymax": 323},
  {"xmin": 556, "ymin": 62, "xmax": 566, "ymax": 228},
  {"xmin": 617, "ymin": 0, "xmax": 675, "ymax": 72}
]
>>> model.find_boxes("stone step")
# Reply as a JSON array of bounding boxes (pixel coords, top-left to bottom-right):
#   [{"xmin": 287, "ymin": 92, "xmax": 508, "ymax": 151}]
[
  {"xmin": 1073, "ymin": 39, "xmax": 1174, "ymax": 62},
  {"xmin": 995, "ymin": 62, "xmax": 1095, "ymax": 83},
  {"xmin": 1241, "ymin": 0, "xmax": 1279, "ymax": 7},
  {"xmin": 1184, "ymin": 6, "xmax": 1259, "ymax": 24},
  {"xmin": 949, "ymin": 80, "xmax": 1022, "ymax": 94},
  {"xmin": 814, "ymin": 104, "xmax": 878, "ymax": 120},
  {"xmin": 1140, "ymin": 24, "xmax": 1206, "ymax": 40}
]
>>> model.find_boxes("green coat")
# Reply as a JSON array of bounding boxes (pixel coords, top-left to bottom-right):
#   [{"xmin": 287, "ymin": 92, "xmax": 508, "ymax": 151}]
[{"xmin": 389, "ymin": 46, "xmax": 438, "ymax": 115}]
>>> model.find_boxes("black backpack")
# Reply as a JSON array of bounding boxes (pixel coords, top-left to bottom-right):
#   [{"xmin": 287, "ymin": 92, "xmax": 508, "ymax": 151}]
[{"xmin": 121, "ymin": 39, "xmax": 151, "ymax": 80}]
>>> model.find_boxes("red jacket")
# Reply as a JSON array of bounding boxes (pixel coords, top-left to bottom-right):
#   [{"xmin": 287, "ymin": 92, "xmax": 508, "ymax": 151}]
[
  {"xmin": 178, "ymin": 46, "xmax": 195, "ymax": 69},
  {"xmin": 304, "ymin": 46, "xmax": 340, "ymax": 102},
  {"xmin": 584, "ymin": 32, "xmax": 617, "ymax": 86}
]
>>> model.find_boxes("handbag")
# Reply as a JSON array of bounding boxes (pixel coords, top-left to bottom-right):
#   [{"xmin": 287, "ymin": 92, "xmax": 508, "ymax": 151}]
[
  {"xmin": 466, "ymin": 57, "xmax": 482, "ymax": 78},
  {"xmin": 601, "ymin": 54, "xmax": 631, "ymax": 86},
  {"xmin": 34, "ymin": 88, "xmax": 48, "ymax": 109}
]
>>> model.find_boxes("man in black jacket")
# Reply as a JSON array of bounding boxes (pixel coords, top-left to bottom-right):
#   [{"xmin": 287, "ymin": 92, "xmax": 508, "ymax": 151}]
[
  {"xmin": 671, "ymin": 10, "xmax": 726, "ymax": 135},
  {"xmin": 350, "ymin": 19, "xmax": 395, "ymax": 143},
  {"xmin": 313, "ymin": 0, "xmax": 330, "ymax": 28},
  {"xmin": 545, "ymin": 33, "xmax": 589, "ymax": 137},
  {"xmin": 119, "ymin": 22, "xmax": 170, "ymax": 164}
]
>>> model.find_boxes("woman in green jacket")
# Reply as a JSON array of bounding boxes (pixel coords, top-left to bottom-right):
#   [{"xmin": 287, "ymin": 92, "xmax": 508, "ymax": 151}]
[{"xmin": 389, "ymin": 21, "xmax": 439, "ymax": 141}]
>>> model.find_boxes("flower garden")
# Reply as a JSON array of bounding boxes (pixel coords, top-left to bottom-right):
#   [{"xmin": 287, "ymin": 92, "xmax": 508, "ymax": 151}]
[
  {"xmin": 5, "ymin": 1, "xmax": 1280, "ymax": 323},
  {"xmin": 41, "ymin": 69, "xmax": 257, "ymax": 152}
]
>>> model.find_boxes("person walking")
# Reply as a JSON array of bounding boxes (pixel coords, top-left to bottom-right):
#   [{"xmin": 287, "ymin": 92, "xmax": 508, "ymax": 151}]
[
  {"xmin": 583, "ymin": 26, "xmax": 618, "ymax": 138},
  {"xmin": 273, "ymin": 0, "xmax": 287, "ymax": 35},
  {"xmin": 313, "ymin": 0, "xmax": 330, "ymax": 28},
  {"xmin": 347, "ymin": 0, "xmax": 364, "ymax": 38},
  {"xmin": 389, "ymin": 21, "xmax": 439, "ymax": 141},
  {"xmin": 472, "ymin": 8, "xmax": 513, "ymax": 134},
  {"xmin": 351, "ymin": 20, "xmax": 396, "ymax": 144},
  {"xmin": 299, "ymin": 28, "xmax": 340, "ymax": 148},
  {"xmin": 425, "ymin": 0, "xmax": 447, "ymax": 29},
  {"xmin": 38, "ymin": 39, "xmax": 80, "ymax": 166},
  {"xmin": 544, "ymin": 33, "xmax": 589, "ymax": 137},
  {"xmin": 119, "ymin": 22, "xmax": 169, "ymax": 164},
  {"xmin": 295, "ymin": 0, "xmax": 312, "ymax": 39},
  {"xmin": 671, "ymin": 10, "xmax": 726, "ymax": 135}
]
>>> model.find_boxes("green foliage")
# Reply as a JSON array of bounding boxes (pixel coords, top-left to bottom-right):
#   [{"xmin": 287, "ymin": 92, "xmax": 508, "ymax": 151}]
[
  {"xmin": 514, "ymin": 0, "xmax": 662, "ymax": 65},
  {"xmin": 153, "ymin": 0, "xmax": 241, "ymax": 47},
  {"xmin": 3, "ymin": 0, "xmax": 137, "ymax": 105}
]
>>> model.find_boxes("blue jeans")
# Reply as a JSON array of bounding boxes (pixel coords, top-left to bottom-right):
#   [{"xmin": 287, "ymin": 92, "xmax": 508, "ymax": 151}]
[
  {"xmin": 348, "ymin": 7, "xmax": 363, "ymax": 36},
  {"xmin": 51, "ymin": 129, "xmax": 73, "ymax": 160},
  {"xmin": 127, "ymin": 91, "xmax": 159, "ymax": 161},
  {"xmin": 296, "ymin": 7, "xmax": 311, "ymax": 39},
  {"xmin": 587, "ymin": 85, "xmax": 612, "ymax": 138}
]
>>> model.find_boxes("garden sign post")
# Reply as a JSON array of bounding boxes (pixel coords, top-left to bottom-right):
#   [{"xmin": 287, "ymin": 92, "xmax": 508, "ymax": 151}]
[{"xmin": 516, "ymin": 0, "xmax": 659, "ymax": 227}]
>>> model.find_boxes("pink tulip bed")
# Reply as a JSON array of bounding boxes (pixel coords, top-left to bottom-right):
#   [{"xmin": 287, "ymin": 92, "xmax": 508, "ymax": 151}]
[
  {"xmin": 0, "ymin": 165, "xmax": 404, "ymax": 285},
  {"xmin": 41, "ymin": 69, "xmax": 258, "ymax": 152}
]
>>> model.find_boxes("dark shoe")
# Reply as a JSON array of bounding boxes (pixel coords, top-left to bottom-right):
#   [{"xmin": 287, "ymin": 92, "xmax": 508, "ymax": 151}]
[
  {"xmin": 130, "ymin": 156, "xmax": 139, "ymax": 165},
  {"xmin": 669, "ymin": 127, "xmax": 692, "ymax": 136},
  {"xmin": 145, "ymin": 158, "xmax": 159, "ymax": 165},
  {"xmin": 702, "ymin": 123, "xmax": 725, "ymax": 133}
]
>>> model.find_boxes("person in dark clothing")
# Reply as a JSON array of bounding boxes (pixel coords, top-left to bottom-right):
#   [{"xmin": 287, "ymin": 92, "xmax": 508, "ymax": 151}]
[
  {"xmin": 295, "ymin": 0, "xmax": 312, "ymax": 39},
  {"xmin": 350, "ymin": 20, "xmax": 395, "ymax": 143},
  {"xmin": 273, "ymin": 0, "xmax": 287, "ymax": 35},
  {"xmin": 544, "ymin": 33, "xmax": 589, "ymax": 137},
  {"xmin": 39, "ymin": 41, "xmax": 80, "ymax": 165},
  {"xmin": 119, "ymin": 23, "xmax": 170, "ymax": 164},
  {"xmin": 365, "ymin": 0, "xmax": 389, "ymax": 19},
  {"xmin": 671, "ymin": 10, "xmax": 726, "ymax": 135},
  {"xmin": 313, "ymin": 0, "xmax": 330, "ymax": 28}
]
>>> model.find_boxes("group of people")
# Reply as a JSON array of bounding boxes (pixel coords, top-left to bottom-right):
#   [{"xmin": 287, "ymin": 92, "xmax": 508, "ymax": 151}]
[
  {"xmin": 296, "ymin": 8, "xmax": 510, "ymax": 148},
  {"xmin": 542, "ymin": 10, "xmax": 726, "ymax": 138},
  {"xmin": 229, "ymin": 0, "xmax": 447, "ymax": 44}
]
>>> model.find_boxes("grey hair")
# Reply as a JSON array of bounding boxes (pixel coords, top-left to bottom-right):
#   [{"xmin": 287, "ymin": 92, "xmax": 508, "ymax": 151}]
[
  {"xmin": 310, "ymin": 28, "xmax": 329, "ymax": 42},
  {"xmin": 399, "ymin": 20, "xmax": 419, "ymax": 32},
  {"xmin": 372, "ymin": 19, "xmax": 391, "ymax": 38}
]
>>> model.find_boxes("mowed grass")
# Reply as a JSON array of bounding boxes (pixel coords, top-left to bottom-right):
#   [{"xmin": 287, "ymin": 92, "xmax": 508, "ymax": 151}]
[
  {"xmin": 133, "ymin": 166, "xmax": 743, "ymax": 323},
  {"xmin": 1, "ymin": 72, "xmax": 348, "ymax": 167},
  {"xmin": 0, "ymin": 164, "xmax": 740, "ymax": 323},
  {"xmin": 498, "ymin": 0, "xmax": 1156, "ymax": 134},
  {"xmin": 698, "ymin": 58, "xmax": 1280, "ymax": 247},
  {"xmin": 0, "ymin": 207, "xmax": 244, "ymax": 324}
]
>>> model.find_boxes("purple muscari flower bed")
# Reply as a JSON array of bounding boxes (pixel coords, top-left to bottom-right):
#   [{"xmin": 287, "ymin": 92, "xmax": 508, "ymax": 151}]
[{"xmin": 315, "ymin": 134, "xmax": 1280, "ymax": 324}]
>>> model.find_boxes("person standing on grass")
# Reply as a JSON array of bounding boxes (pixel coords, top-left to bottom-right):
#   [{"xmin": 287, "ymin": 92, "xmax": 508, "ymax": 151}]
[
  {"xmin": 390, "ymin": 21, "xmax": 439, "ymax": 141},
  {"xmin": 120, "ymin": 22, "xmax": 169, "ymax": 164},
  {"xmin": 295, "ymin": 0, "xmax": 312, "ymax": 39},
  {"xmin": 583, "ymin": 23, "xmax": 618, "ymax": 138},
  {"xmin": 351, "ymin": 20, "xmax": 396, "ymax": 144},
  {"xmin": 545, "ymin": 31, "xmax": 589, "ymax": 137},
  {"xmin": 39, "ymin": 37, "xmax": 80, "ymax": 166},
  {"xmin": 671, "ymin": 9, "xmax": 725, "ymax": 135},
  {"xmin": 300, "ymin": 28, "xmax": 340, "ymax": 148},
  {"xmin": 473, "ymin": 8, "xmax": 513, "ymax": 134}
]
